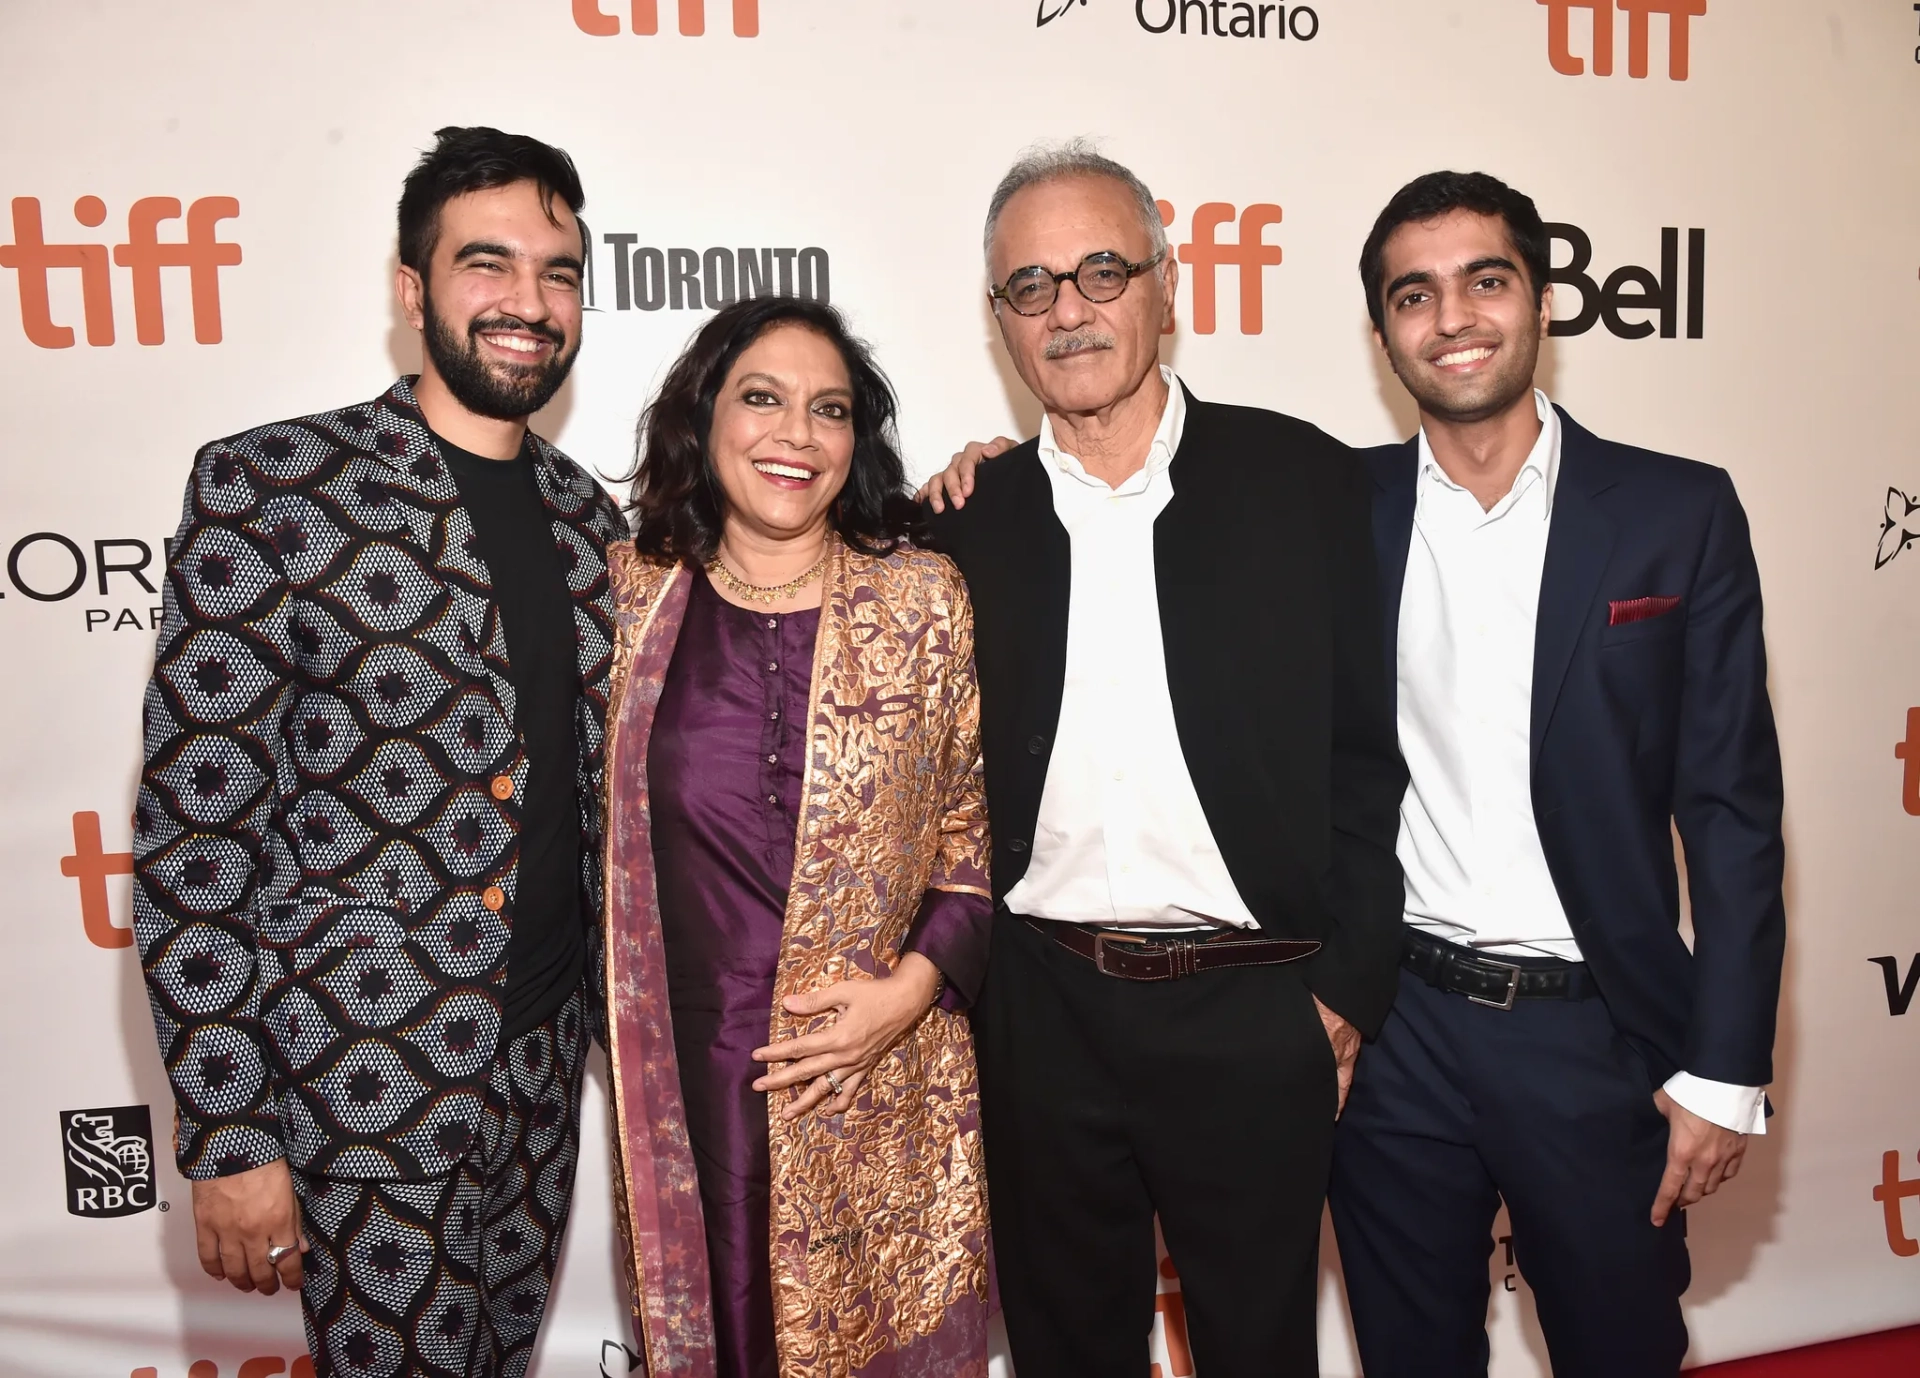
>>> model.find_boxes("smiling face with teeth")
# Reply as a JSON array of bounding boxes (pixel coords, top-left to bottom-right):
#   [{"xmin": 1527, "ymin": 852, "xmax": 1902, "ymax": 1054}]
[
  {"xmin": 1373, "ymin": 207, "xmax": 1550, "ymax": 429},
  {"xmin": 397, "ymin": 179, "xmax": 585, "ymax": 442},
  {"xmin": 707, "ymin": 322, "xmax": 857, "ymax": 560}
]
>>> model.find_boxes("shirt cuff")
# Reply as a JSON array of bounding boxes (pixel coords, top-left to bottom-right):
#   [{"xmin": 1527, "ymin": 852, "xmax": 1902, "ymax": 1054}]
[
  {"xmin": 1662, "ymin": 1071, "xmax": 1767, "ymax": 1135},
  {"xmin": 902, "ymin": 888, "xmax": 993, "ymax": 1011}
]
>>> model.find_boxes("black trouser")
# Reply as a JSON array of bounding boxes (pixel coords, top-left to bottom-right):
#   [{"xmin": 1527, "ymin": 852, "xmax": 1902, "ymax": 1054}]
[
  {"xmin": 293, "ymin": 988, "xmax": 590, "ymax": 1378},
  {"xmin": 974, "ymin": 914, "xmax": 1336, "ymax": 1378},
  {"xmin": 1329, "ymin": 968, "xmax": 1690, "ymax": 1378}
]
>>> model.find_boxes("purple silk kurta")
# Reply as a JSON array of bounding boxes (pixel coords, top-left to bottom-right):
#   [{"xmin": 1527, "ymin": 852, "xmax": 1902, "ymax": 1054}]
[{"xmin": 647, "ymin": 570, "xmax": 990, "ymax": 1378}]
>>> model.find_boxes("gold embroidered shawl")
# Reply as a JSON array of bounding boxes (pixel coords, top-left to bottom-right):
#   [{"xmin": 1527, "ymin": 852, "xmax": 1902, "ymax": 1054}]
[{"xmin": 600, "ymin": 538, "xmax": 991, "ymax": 1378}]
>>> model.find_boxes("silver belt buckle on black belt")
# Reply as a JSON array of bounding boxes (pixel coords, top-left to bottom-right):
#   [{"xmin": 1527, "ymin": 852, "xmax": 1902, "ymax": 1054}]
[{"xmin": 1465, "ymin": 957, "xmax": 1524, "ymax": 1011}]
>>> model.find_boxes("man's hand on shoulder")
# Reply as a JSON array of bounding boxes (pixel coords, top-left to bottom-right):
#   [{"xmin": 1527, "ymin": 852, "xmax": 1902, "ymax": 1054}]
[
  {"xmin": 1650, "ymin": 1088, "xmax": 1748, "ymax": 1226},
  {"xmin": 192, "ymin": 1158, "xmax": 308, "ymax": 1295},
  {"xmin": 916, "ymin": 436, "xmax": 1019, "ymax": 513}
]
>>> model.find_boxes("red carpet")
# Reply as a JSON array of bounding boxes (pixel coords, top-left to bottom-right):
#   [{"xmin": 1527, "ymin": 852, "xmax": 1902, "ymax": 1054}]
[{"xmin": 1692, "ymin": 1325, "xmax": 1920, "ymax": 1376}]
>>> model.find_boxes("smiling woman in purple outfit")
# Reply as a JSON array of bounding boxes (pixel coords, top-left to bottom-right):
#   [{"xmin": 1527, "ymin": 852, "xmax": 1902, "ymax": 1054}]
[{"xmin": 596, "ymin": 296, "xmax": 992, "ymax": 1378}]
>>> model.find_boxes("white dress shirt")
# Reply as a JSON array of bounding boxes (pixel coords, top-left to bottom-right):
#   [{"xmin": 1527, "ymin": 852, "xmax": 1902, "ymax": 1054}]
[
  {"xmin": 1396, "ymin": 390, "xmax": 1764, "ymax": 1134},
  {"xmin": 1004, "ymin": 368, "xmax": 1258, "ymax": 931}
]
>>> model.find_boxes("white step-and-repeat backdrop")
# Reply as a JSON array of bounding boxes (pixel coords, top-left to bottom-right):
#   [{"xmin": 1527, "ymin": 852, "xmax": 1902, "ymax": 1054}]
[{"xmin": 2, "ymin": 2, "xmax": 1917, "ymax": 1375}]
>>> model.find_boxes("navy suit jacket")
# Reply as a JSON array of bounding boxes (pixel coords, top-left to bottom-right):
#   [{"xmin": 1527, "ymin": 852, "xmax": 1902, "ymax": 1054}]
[{"xmin": 1362, "ymin": 407, "xmax": 1785, "ymax": 1087}]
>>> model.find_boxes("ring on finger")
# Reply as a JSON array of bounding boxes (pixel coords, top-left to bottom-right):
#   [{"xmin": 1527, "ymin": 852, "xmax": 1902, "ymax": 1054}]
[
  {"xmin": 266, "ymin": 1243, "xmax": 296, "ymax": 1266},
  {"xmin": 825, "ymin": 1070, "xmax": 845, "ymax": 1096}
]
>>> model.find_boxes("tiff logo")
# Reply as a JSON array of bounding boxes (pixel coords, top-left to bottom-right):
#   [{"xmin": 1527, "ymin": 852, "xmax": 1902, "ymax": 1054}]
[
  {"xmin": 1149, "ymin": 1253, "xmax": 1195, "ymax": 1378},
  {"xmin": 1897, "ymin": 707, "xmax": 1920, "ymax": 817},
  {"xmin": 1537, "ymin": 0, "xmax": 1705, "ymax": 81},
  {"xmin": 1, "ymin": 196, "xmax": 240, "ymax": 348},
  {"xmin": 1876, "ymin": 1149, "xmax": 1920, "ymax": 1257},
  {"xmin": 63, "ymin": 811, "xmax": 135, "ymax": 950},
  {"xmin": 573, "ymin": 0, "xmax": 760, "ymax": 36},
  {"xmin": 132, "ymin": 1361, "xmax": 315, "ymax": 1378},
  {"xmin": 1157, "ymin": 199, "xmax": 1283, "ymax": 335}
]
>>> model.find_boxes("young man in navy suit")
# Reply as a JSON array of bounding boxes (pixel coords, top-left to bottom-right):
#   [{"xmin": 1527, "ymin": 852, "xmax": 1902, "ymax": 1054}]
[{"xmin": 1329, "ymin": 171, "xmax": 1785, "ymax": 1377}]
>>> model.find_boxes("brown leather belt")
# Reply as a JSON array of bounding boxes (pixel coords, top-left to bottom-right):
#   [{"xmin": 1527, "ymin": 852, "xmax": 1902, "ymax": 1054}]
[{"xmin": 1024, "ymin": 918, "xmax": 1321, "ymax": 982}]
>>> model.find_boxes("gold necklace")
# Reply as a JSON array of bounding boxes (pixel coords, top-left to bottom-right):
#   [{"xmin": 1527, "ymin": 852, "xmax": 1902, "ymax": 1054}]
[{"xmin": 707, "ymin": 542, "xmax": 830, "ymax": 605}]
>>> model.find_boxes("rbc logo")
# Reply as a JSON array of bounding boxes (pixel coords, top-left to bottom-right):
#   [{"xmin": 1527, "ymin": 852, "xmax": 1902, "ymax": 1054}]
[
  {"xmin": 61, "ymin": 1105, "xmax": 156, "ymax": 1217},
  {"xmin": 1537, "ymin": 0, "xmax": 1706, "ymax": 81},
  {"xmin": 1, "ymin": 196, "xmax": 241, "ymax": 348},
  {"xmin": 573, "ymin": 0, "xmax": 760, "ymax": 36},
  {"xmin": 1157, "ymin": 199, "xmax": 1284, "ymax": 335}
]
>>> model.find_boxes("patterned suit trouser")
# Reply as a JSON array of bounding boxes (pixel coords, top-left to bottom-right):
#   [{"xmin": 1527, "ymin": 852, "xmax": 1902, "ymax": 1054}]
[{"xmin": 292, "ymin": 989, "xmax": 589, "ymax": 1378}]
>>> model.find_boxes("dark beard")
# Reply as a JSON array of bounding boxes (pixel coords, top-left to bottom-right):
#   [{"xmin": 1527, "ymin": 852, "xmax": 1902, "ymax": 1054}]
[{"xmin": 422, "ymin": 293, "xmax": 578, "ymax": 422}]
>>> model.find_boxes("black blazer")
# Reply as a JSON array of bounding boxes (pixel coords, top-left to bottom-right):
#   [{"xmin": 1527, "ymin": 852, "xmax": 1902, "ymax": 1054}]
[
  {"xmin": 1363, "ymin": 408, "xmax": 1785, "ymax": 1086},
  {"xmin": 930, "ymin": 388, "xmax": 1409, "ymax": 1035}
]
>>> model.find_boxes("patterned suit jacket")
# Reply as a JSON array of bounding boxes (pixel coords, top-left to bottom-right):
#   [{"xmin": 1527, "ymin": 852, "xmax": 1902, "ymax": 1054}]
[{"xmin": 132, "ymin": 376, "xmax": 624, "ymax": 1181}]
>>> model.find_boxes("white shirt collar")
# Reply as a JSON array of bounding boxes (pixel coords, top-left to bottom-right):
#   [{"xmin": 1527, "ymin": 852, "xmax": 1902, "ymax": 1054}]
[
  {"xmin": 1415, "ymin": 388, "xmax": 1561, "ymax": 520},
  {"xmin": 1037, "ymin": 365, "xmax": 1186, "ymax": 494}
]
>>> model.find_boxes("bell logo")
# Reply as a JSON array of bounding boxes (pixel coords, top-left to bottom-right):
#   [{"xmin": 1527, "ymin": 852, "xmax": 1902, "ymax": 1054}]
[
  {"xmin": 1157, "ymin": 199, "xmax": 1284, "ymax": 335},
  {"xmin": 1, "ymin": 196, "xmax": 241, "ymax": 348},
  {"xmin": 1536, "ymin": 0, "xmax": 1706, "ymax": 81},
  {"xmin": 1547, "ymin": 223, "xmax": 1705, "ymax": 340},
  {"xmin": 62, "ymin": 811, "xmax": 135, "ymax": 950},
  {"xmin": 572, "ymin": 0, "xmax": 760, "ymax": 36}
]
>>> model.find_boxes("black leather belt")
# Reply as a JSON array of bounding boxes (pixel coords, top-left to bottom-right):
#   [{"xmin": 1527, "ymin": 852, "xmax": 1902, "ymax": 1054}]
[
  {"xmin": 1024, "ymin": 918, "xmax": 1320, "ymax": 982},
  {"xmin": 1401, "ymin": 926, "xmax": 1598, "ymax": 1010}
]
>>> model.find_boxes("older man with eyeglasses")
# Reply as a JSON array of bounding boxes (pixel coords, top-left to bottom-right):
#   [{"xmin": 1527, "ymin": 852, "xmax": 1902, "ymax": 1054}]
[{"xmin": 924, "ymin": 140, "xmax": 1408, "ymax": 1378}]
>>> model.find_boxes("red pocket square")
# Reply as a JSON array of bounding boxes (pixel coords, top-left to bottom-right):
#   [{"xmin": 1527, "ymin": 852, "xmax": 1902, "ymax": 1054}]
[{"xmin": 1608, "ymin": 595, "xmax": 1682, "ymax": 626}]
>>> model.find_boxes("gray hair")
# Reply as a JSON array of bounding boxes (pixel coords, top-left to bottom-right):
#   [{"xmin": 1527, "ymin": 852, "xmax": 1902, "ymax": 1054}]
[{"xmin": 982, "ymin": 138, "xmax": 1168, "ymax": 269}]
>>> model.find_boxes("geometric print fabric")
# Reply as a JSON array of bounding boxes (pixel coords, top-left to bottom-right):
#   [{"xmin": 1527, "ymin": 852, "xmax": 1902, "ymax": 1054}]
[
  {"xmin": 132, "ymin": 377, "xmax": 621, "ymax": 1181},
  {"xmin": 293, "ymin": 989, "xmax": 589, "ymax": 1378}
]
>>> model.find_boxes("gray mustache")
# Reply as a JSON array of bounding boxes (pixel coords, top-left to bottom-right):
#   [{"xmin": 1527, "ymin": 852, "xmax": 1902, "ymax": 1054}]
[{"xmin": 1043, "ymin": 330, "xmax": 1116, "ymax": 360}]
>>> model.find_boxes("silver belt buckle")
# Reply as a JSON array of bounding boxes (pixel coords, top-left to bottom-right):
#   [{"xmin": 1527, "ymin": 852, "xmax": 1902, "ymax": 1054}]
[
  {"xmin": 1092, "ymin": 931, "xmax": 1133, "ymax": 978},
  {"xmin": 1094, "ymin": 930, "xmax": 1179, "ymax": 980},
  {"xmin": 1466, "ymin": 958, "xmax": 1523, "ymax": 1010}
]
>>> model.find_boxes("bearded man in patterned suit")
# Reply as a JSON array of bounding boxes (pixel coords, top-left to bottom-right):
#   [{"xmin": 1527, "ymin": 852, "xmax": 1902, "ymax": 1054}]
[{"xmin": 131, "ymin": 126, "xmax": 625, "ymax": 1378}]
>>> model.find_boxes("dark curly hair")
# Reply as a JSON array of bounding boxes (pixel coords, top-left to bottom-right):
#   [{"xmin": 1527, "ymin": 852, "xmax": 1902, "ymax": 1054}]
[
  {"xmin": 1359, "ymin": 170, "xmax": 1550, "ymax": 333},
  {"xmin": 624, "ymin": 296, "xmax": 922, "ymax": 563},
  {"xmin": 397, "ymin": 126, "xmax": 586, "ymax": 277}
]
